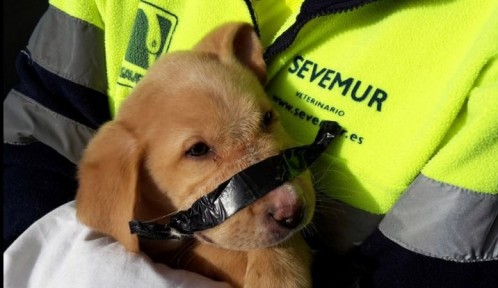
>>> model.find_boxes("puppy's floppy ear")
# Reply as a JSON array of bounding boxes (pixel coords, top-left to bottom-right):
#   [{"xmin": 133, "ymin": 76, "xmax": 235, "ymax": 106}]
[
  {"xmin": 194, "ymin": 22, "xmax": 267, "ymax": 84},
  {"xmin": 76, "ymin": 121, "xmax": 141, "ymax": 252}
]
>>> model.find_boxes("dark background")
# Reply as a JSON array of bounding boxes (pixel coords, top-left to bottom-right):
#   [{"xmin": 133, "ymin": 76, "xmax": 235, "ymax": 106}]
[{"xmin": 3, "ymin": 0, "xmax": 48, "ymax": 98}]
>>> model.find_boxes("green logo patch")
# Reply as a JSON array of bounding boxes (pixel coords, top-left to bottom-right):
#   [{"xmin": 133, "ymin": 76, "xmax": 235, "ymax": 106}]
[{"xmin": 118, "ymin": 1, "xmax": 177, "ymax": 87}]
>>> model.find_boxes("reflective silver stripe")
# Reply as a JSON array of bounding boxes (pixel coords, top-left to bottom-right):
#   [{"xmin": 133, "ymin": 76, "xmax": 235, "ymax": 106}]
[
  {"xmin": 312, "ymin": 198, "xmax": 384, "ymax": 253},
  {"xmin": 28, "ymin": 5, "xmax": 107, "ymax": 93},
  {"xmin": 3, "ymin": 90, "xmax": 96, "ymax": 164},
  {"xmin": 380, "ymin": 175, "xmax": 498, "ymax": 262}
]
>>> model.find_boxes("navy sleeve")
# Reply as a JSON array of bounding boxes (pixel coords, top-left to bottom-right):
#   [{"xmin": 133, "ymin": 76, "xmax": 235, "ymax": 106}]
[
  {"xmin": 311, "ymin": 229, "xmax": 498, "ymax": 288},
  {"xmin": 3, "ymin": 142, "xmax": 78, "ymax": 250},
  {"xmin": 4, "ymin": 48, "xmax": 110, "ymax": 251}
]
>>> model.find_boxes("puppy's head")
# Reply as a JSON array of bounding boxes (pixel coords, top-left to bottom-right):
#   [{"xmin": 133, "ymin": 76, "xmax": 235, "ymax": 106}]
[{"xmin": 76, "ymin": 23, "xmax": 315, "ymax": 252}]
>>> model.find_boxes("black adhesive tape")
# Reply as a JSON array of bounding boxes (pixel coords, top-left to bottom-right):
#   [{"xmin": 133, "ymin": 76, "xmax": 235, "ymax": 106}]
[{"xmin": 130, "ymin": 121, "xmax": 341, "ymax": 240}]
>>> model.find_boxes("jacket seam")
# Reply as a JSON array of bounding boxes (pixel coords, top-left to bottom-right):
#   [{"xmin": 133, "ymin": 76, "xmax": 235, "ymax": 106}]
[
  {"xmin": 379, "ymin": 225, "xmax": 498, "ymax": 263},
  {"xmin": 15, "ymin": 90, "xmax": 97, "ymax": 135},
  {"xmin": 421, "ymin": 174, "xmax": 498, "ymax": 197}
]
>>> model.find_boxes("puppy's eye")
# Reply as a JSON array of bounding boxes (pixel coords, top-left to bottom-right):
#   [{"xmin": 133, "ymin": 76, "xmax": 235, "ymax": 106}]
[
  {"xmin": 186, "ymin": 142, "xmax": 211, "ymax": 157},
  {"xmin": 262, "ymin": 110, "xmax": 274, "ymax": 129}
]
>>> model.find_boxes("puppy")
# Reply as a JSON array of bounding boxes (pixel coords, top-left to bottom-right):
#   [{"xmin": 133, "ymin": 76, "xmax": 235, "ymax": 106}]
[{"xmin": 76, "ymin": 22, "xmax": 314, "ymax": 288}]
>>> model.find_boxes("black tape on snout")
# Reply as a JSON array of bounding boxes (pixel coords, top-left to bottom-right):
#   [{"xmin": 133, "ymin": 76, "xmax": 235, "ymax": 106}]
[{"xmin": 129, "ymin": 121, "xmax": 342, "ymax": 240}]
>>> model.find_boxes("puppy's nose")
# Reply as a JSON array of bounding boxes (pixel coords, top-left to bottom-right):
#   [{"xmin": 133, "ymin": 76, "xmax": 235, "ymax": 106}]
[{"xmin": 269, "ymin": 203, "xmax": 304, "ymax": 229}]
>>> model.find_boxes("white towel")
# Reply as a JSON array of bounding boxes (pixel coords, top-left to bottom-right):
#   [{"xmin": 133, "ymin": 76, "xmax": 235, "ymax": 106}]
[{"xmin": 4, "ymin": 201, "xmax": 231, "ymax": 288}]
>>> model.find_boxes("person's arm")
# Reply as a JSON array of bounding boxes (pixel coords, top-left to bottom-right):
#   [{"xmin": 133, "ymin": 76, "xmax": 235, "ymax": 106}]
[
  {"xmin": 361, "ymin": 55, "xmax": 498, "ymax": 288},
  {"xmin": 3, "ymin": 1, "xmax": 111, "ymax": 249}
]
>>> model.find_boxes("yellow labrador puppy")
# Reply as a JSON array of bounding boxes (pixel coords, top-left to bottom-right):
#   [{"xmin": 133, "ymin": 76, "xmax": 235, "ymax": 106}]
[{"xmin": 76, "ymin": 22, "xmax": 315, "ymax": 288}]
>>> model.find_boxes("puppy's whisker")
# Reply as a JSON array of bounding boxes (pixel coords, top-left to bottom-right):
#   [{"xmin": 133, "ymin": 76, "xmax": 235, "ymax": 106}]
[
  {"xmin": 314, "ymin": 203, "xmax": 346, "ymax": 210},
  {"xmin": 317, "ymin": 194, "xmax": 353, "ymax": 202},
  {"xmin": 315, "ymin": 184, "xmax": 354, "ymax": 191},
  {"xmin": 173, "ymin": 239, "xmax": 197, "ymax": 267},
  {"xmin": 313, "ymin": 166, "xmax": 355, "ymax": 179},
  {"xmin": 301, "ymin": 223, "xmax": 318, "ymax": 239},
  {"xmin": 315, "ymin": 194, "xmax": 353, "ymax": 203},
  {"xmin": 314, "ymin": 210, "xmax": 345, "ymax": 217},
  {"xmin": 141, "ymin": 210, "xmax": 181, "ymax": 223},
  {"xmin": 310, "ymin": 166, "xmax": 337, "ymax": 184},
  {"xmin": 314, "ymin": 201, "xmax": 351, "ymax": 211},
  {"xmin": 313, "ymin": 186, "xmax": 355, "ymax": 198}
]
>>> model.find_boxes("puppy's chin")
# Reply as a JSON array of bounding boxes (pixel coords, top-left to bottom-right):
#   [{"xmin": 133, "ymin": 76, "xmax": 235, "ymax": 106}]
[{"xmin": 194, "ymin": 174, "xmax": 315, "ymax": 251}]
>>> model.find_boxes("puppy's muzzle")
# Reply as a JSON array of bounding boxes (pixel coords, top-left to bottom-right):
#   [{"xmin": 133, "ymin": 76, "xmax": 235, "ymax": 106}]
[{"xmin": 129, "ymin": 121, "xmax": 342, "ymax": 240}]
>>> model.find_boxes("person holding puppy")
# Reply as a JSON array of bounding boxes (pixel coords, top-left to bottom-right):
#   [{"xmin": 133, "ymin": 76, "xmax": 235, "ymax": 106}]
[{"xmin": 4, "ymin": 0, "xmax": 497, "ymax": 287}]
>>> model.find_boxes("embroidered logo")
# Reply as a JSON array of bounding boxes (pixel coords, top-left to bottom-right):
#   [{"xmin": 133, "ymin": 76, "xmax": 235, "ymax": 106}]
[{"xmin": 118, "ymin": 1, "xmax": 178, "ymax": 88}]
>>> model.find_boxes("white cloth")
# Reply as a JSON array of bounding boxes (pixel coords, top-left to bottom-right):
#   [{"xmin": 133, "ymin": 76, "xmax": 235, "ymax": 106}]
[{"xmin": 4, "ymin": 201, "xmax": 231, "ymax": 288}]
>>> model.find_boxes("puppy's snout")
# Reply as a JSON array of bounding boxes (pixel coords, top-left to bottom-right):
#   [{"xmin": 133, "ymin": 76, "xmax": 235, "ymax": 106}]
[
  {"xmin": 264, "ymin": 184, "xmax": 306, "ymax": 230},
  {"xmin": 268, "ymin": 203, "xmax": 304, "ymax": 229}
]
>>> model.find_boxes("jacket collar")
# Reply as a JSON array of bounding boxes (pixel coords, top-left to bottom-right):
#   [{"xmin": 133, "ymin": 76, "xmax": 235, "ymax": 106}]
[{"xmin": 263, "ymin": 0, "xmax": 377, "ymax": 61}]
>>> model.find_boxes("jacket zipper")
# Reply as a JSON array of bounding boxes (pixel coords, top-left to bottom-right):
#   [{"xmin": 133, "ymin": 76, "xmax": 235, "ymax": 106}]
[{"xmin": 263, "ymin": 0, "xmax": 378, "ymax": 62}]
